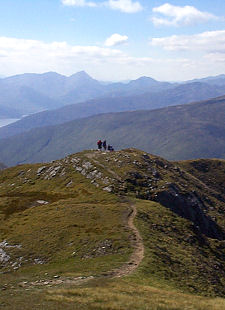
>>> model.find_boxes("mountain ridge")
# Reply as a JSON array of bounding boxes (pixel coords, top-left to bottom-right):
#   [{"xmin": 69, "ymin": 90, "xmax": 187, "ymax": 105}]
[
  {"xmin": 0, "ymin": 95, "xmax": 224, "ymax": 166},
  {"xmin": 1, "ymin": 83, "xmax": 225, "ymax": 140},
  {"xmin": 0, "ymin": 148, "xmax": 225, "ymax": 308},
  {"xmin": 1, "ymin": 71, "xmax": 225, "ymax": 120}
]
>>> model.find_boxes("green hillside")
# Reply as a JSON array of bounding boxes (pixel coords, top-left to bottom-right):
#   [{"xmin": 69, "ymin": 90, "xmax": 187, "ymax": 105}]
[
  {"xmin": 0, "ymin": 95, "xmax": 225, "ymax": 166},
  {"xmin": 177, "ymin": 158, "xmax": 225, "ymax": 196},
  {"xmin": 0, "ymin": 81, "xmax": 224, "ymax": 140},
  {"xmin": 0, "ymin": 149, "xmax": 225, "ymax": 309}
]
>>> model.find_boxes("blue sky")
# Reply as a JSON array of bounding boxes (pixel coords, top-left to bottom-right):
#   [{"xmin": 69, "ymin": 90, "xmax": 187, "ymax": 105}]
[{"xmin": 0, "ymin": 0, "xmax": 225, "ymax": 81}]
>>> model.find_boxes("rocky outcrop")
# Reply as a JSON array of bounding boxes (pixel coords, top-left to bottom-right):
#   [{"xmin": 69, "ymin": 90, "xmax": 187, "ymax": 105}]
[
  {"xmin": 0, "ymin": 240, "xmax": 22, "ymax": 271},
  {"xmin": 67, "ymin": 149, "xmax": 224, "ymax": 241},
  {"xmin": 3, "ymin": 149, "xmax": 225, "ymax": 243},
  {"xmin": 155, "ymin": 186, "xmax": 225, "ymax": 240}
]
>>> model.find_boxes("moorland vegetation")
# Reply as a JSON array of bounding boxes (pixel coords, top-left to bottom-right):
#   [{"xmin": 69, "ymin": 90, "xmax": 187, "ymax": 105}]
[{"xmin": 0, "ymin": 148, "xmax": 225, "ymax": 309}]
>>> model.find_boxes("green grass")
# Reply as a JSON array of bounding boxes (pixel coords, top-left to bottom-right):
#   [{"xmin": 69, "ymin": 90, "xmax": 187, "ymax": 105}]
[
  {"xmin": 133, "ymin": 200, "xmax": 225, "ymax": 296},
  {"xmin": 45, "ymin": 279, "xmax": 225, "ymax": 310},
  {"xmin": 0, "ymin": 160, "xmax": 133, "ymax": 280},
  {"xmin": 0, "ymin": 149, "xmax": 225, "ymax": 309},
  {"xmin": 177, "ymin": 158, "xmax": 225, "ymax": 196},
  {"xmin": 1, "ymin": 278, "xmax": 225, "ymax": 310}
]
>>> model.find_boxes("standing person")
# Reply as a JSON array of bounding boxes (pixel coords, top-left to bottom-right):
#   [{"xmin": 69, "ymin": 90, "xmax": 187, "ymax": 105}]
[
  {"xmin": 97, "ymin": 139, "xmax": 102, "ymax": 151},
  {"xmin": 103, "ymin": 140, "xmax": 107, "ymax": 151}
]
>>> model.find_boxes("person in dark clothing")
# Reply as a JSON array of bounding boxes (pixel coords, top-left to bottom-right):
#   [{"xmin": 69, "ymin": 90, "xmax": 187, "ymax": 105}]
[
  {"xmin": 97, "ymin": 140, "xmax": 102, "ymax": 150},
  {"xmin": 103, "ymin": 140, "xmax": 107, "ymax": 151},
  {"xmin": 107, "ymin": 144, "xmax": 114, "ymax": 151}
]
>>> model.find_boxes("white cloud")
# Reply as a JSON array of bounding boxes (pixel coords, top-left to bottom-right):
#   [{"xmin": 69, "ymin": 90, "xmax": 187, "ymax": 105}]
[
  {"xmin": 0, "ymin": 36, "xmax": 154, "ymax": 79},
  {"xmin": 0, "ymin": 36, "xmax": 125, "ymax": 75},
  {"xmin": 105, "ymin": 33, "xmax": 128, "ymax": 47},
  {"xmin": 152, "ymin": 3, "xmax": 218, "ymax": 27},
  {"xmin": 106, "ymin": 0, "xmax": 143, "ymax": 13},
  {"xmin": 150, "ymin": 30, "xmax": 225, "ymax": 53},
  {"xmin": 62, "ymin": 0, "xmax": 143, "ymax": 13},
  {"xmin": 61, "ymin": 0, "xmax": 97, "ymax": 7},
  {"xmin": 2, "ymin": 35, "xmax": 225, "ymax": 81}
]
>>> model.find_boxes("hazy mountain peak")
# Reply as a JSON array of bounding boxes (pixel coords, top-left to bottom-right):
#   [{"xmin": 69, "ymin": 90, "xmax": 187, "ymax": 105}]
[
  {"xmin": 136, "ymin": 76, "xmax": 156, "ymax": 81},
  {"xmin": 128, "ymin": 76, "xmax": 161, "ymax": 87},
  {"xmin": 40, "ymin": 71, "xmax": 65, "ymax": 78},
  {"xmin": 69, "ymin": 70, "xmax": 93, "ymax": 80}
]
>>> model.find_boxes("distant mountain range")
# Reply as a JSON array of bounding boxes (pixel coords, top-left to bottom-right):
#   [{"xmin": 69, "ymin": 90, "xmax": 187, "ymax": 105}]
[
  {"xmin": 0, "ymin": 95, "xmax": 224, "ymax": 166},
  {"xmin": 1, "ymin": 79, "xmax": 225, "ymax": 139},
  {"xmin": 1, "ymin": 71, "xmax": 225, "ymax": 121},
  {"xmin": 186, "ymin": 74, "xmax": 225, "ymax": 85},
  {"xmin": 0, "ymin": 71, "xmax": 175, "ymax": 118}
]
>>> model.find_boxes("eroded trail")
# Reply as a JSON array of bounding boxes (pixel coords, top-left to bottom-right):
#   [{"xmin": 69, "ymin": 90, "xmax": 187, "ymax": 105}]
[{"xmin": 105, "ymin": 204, "xmax": 144, "ymax": 278}]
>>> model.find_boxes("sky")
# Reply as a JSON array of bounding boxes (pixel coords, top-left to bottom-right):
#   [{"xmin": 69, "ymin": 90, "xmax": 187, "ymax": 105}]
[{"xmin": 0, "ymin": 0, "xmax": 225, "ymax": 81}]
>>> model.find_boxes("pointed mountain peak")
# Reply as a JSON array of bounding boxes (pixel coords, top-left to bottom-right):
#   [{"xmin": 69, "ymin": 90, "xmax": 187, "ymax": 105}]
[
  {"xmin": 70, "ymin": 71, "xmax": 93, "ymax": 80},
  {"xmin": 68, "ymin": 71, "xmax": 100, "ymax": 87}
]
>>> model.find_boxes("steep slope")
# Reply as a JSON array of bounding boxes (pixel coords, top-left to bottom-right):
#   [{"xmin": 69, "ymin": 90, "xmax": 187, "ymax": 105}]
[
  {"xmin": 0, "ymin": 95, "xmax": 224, "ymax": 166},
  {"xmin": 0, "ymin": 149, "xmax": 225, "ymax": 309},
  {"xmin": 1, "ymin": 81, "xmax": 225, "ymax": 139},
  {"xmin": 177, "ymin": 158, "xmax": 225, "ymax": 196}
]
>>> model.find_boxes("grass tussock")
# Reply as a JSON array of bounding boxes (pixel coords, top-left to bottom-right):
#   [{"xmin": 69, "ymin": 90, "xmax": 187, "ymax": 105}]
[{"xmin": 45, "ymin": 279, "xmax": 225, "ymax": 310}]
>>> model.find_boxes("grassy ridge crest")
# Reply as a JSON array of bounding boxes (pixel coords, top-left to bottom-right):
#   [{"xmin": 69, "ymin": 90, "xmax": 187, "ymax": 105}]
[{"xmin": 0, "ymin": 149, "xmax": 225, "ymax": 309}]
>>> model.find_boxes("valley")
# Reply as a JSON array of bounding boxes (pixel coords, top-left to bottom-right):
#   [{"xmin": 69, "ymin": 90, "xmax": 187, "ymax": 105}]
[
  {"xmin": 0, "ymin": 95, "xmax": 224, "ymax": 166},
  {"xmin": 1, "ymin": 71, "xmax": 225, "ymax": 140}
]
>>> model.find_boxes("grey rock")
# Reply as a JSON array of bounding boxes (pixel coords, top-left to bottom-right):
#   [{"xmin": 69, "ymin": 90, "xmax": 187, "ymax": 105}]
[
  {"xmin": 95, "ymin": 172, "xmax": 102, "ymax": 179},
  {"xmin": 36, "ymin": 200, "xmax": 49, "ymax": 205},
  {"xmin": 81, "ymin": 169, "xmax": 86, "ymax": 176},
  {"xmin": 34, "ymin": 258, "xmax": 45, "ymax": 264},
  {"xmin": 82, "ymin": 161, "xmax": 93, "ymax": 170},
  {"xmin": 66, "ymin": 180, "xmax": 73, "ymax": 187},
  {"xmin": 103, "ymin": 186, "xmax": 112, "ymax": 192},
  {"xmin": 75, "ymin": 166, "xmax": 82, "ymax": 172},
  {"xmin": 37, "ymin": 166, "xmax": 46, "ymax": 175},
  {"xmin": 0, "ymin": 240, "xmax": 22, "ymax": 249},
  {"xmin": 49, "ymin": 165, "xmax": 61, "ymax": 177},
  {"xmin": 70, "ymin": 157, "xmax": 80, "ymax": 164},
  {"xmin": 102, "ymin": 178, "xmax": 110, "ymax": 185},
  {"xmin": 60, "ymin": 168, "xmax": 66, "ymax": 177},
  {"xmin": 0, "ymin": 249, "xmax": 10, "ymax": 263}
]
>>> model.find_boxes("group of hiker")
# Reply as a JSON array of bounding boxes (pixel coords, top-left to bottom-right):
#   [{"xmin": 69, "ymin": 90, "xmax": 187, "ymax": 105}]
[{"xmin": 97, "ymin": 140, "xmax": 114, "ymax": 151}]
